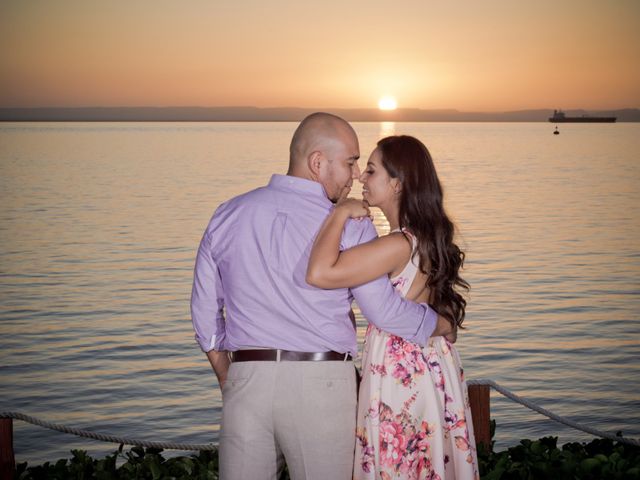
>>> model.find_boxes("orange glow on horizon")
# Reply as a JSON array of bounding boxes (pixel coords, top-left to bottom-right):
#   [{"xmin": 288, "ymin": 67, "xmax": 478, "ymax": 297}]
[{"xmin": 0, "ymin": 1, "xmax": 638, "ymax": 110}]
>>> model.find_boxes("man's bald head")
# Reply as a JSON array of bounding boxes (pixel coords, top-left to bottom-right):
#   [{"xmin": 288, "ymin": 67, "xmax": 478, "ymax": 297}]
[
  {"xmin": 286, "ymin": 112, "xmax": 360, "ymax": 202},
  {"xmin": 288, "ymin": 112, "xmax": 357, "ymax": 172}
]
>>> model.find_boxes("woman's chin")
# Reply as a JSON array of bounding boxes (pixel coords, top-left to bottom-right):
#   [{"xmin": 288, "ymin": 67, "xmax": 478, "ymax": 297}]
[{"xmin": 363, "ymin": 195, "xmax": 376, "ymax": 207}]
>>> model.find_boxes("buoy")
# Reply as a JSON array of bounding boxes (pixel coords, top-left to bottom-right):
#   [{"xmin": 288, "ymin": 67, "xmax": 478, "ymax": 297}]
[{"xmin": 553, "ymin": 126, "xmax": 559, "ymax": 135}]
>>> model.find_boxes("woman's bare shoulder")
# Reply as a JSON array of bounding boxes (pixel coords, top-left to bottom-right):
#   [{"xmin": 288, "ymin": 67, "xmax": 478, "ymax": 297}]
[
  {"xmin": 382, "ymin": 230, "xmax": 414, "ymax": 249},
  {"xmin": 370, "ymin": 231, "xmax": 412, "ymax": 265}
]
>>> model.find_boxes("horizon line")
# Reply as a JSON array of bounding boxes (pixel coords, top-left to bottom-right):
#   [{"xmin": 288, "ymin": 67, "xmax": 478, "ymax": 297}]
[
  {"xmin": 2, "ymin": 106, "xmax": 638, "ymax": 111},
  {"xmin": 2, "ymin": 106, "xmax": 638, "ymax": 123}
]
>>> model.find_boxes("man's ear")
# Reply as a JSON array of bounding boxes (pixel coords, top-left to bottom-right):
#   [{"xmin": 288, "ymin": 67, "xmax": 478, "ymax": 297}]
[{"xmin": 307, "ymin": 151, "xmax": 323, "ymax": 177}]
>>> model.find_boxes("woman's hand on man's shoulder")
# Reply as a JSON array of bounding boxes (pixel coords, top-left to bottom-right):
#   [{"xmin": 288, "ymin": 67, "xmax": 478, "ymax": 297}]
[{"xmin": 335, "ymin": 197, "xmax": 371, "ymax": 220}]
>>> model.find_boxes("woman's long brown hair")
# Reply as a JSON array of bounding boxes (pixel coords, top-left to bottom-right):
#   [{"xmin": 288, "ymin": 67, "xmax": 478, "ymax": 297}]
[{"xmin": 377, "ymin": 135, "xmax": 469, "ymax": 327}]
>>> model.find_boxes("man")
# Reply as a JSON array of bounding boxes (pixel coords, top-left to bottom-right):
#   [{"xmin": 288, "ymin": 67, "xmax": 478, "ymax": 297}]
[{"xmin": 191, "ymin": 112, "xmax": 453, "ymax": 479}]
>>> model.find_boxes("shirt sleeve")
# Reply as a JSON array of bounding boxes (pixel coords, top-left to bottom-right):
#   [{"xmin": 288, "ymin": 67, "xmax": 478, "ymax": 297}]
[
  {"xmin": 191, "ymin": 229, "xmax": 226, "ymax": 352},
  {"xmin": 344, "ymin": 219, "xmax": 436, "ymax": 346}
]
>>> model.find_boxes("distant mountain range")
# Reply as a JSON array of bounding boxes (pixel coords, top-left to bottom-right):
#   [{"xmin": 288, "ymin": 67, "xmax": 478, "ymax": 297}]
[{"xmin": 1, "ymin": 107, "xmax": 639, "ymax": 122}]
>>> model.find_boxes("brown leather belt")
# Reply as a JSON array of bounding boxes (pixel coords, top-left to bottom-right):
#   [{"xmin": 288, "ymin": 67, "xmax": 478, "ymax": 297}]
[{"xmin": 231, "ymin": 349, "xmax": 352, "ymax": 362}]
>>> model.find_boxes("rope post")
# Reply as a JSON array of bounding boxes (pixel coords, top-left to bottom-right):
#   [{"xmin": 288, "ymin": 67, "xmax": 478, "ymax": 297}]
[
  {"xmin": 468, "ymin": 384, "xmax": 491, "ymax": 450},
  {"xmin": 0, "ymin": 416, "xmax": 15, "ymax": 479}
]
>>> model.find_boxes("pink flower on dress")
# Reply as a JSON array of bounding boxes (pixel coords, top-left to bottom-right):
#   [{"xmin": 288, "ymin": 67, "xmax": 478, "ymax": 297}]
[
  {"xmin": 445, "ymin": 407, "xmax": 468, "ymax": 433},
  {"xmin": 365, "ymin": 323, "xmax": 378, "ymax": 337},
  {"xmin": 379, "ymin": 421, "xmax": 408, "ymax": 469},
  {"xmin": 392, "ymin": 277, "xmax": 407, "ymax": 291},
  {"xmin": 413, "ymin": 350, "xmax": 428, "ymax": 373},
  {"xmin": 365, "ymin": 400, "xmax": 452, "ymax": 479},
  {"xmin": 403, "ymin": 341, "xmax": 417, "ymax": 355},
  {"xmin": 366, "ymin": 405, "xmax": 379, "ymax": 422},
  {"xmin": 370, "ymin": 363, "xmax": 388, "ymax": 376},
  {"xmin": 455, "ymin": 435, "xmax": 471, "ymax": 451},
  {"xmin": 386, "ymin": 335, "xmax": 429, "ymax": 387},
  {"xmin": 378, "ymin": 402, "xmax": 394, "ymax": 422},
  {"xmin": 386, "ymin": 336, "xmax": 408, "ymax": 363},
  {"xmin": 393, "ymin": 363, "xmax": 411, "ymax": 386},
  {"xmin": 403, "ymin": 392, "xmax": 418, "ymax": 412},
  {"xmin": 356, "ymin": 427, "xmax": 375, "ymax": 474},
  {"xmin": 402, "ymin": 421, "xmax": 437, "ymax": 479}
]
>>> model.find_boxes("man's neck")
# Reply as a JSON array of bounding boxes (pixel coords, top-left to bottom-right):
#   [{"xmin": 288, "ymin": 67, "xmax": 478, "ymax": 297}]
[
  {"xmin": 284, "ymin": 169, "xmax": 332, "ymax": 203},
  {"xmin": 286, "ymin": 167, "xmax": 315, "ymax": 183}
]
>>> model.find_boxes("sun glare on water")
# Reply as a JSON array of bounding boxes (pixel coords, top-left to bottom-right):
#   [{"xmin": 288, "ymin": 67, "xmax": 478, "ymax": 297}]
[{"xmin": 378, "ymin": 96, "xmax": 397, "ymax": 111}]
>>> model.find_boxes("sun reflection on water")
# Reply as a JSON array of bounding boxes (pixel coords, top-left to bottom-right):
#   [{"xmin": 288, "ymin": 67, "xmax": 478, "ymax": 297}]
[{"xmin": 379, "ymin": 121, "xmax": 396, "ymax": 138}]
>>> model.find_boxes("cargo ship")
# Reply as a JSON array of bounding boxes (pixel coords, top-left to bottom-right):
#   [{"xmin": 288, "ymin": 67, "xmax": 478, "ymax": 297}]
[{"xmin": 548, "ymin": 109, "xmax": 616, "ymax": 123}]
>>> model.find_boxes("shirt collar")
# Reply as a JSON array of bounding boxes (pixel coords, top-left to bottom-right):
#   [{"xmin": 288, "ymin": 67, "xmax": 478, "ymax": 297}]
[{"xmin": 268, "ymin": 174, "xmax": 331, "ymax": 203}]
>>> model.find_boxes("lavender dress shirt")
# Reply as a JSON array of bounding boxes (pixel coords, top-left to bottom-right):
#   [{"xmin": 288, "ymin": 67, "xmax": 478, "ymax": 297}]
[{"xmin": 191, "ymin": 174, "xmax": 437, "ymax": 356}]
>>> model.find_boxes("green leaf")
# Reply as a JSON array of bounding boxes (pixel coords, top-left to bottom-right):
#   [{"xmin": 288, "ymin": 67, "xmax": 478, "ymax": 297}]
[
  {"xmin": 626, "ymin": 467, "xmax": 640, "ymax": 478},
  {"xmin": 150, "ymin": 461, "xmax": 162, "ymax": 480},
  {"xmin": 180, "ymin": 458, "xmax": 195, "ymax": 475},
  {"xmin": 530, "ymin": 440, "xmax": 544, "ymax": 455},
  {"xmin": 580, "ymin": 457, "xmax": 601, "ymax": 473},
  {"xmin": 482, "ymin": 466, "xmax": 505, "ymax": 480}
]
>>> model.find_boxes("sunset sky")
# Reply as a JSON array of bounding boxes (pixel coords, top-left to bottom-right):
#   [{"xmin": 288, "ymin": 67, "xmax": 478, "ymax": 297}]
[{"xmin": 1, "ymin": 0, "xmax": 638, "ymax": 111}]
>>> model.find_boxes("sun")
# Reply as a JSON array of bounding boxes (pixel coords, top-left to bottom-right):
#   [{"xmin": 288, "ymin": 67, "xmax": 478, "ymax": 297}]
[{"xmin": 378, "ymin": 96, "xmax": 398, "ymax": 111}]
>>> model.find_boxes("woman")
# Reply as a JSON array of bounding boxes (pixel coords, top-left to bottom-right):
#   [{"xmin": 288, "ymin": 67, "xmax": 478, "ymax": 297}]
[{"xmin": 307, "ymin": 135, "xmax": 478, "ymax": 479}]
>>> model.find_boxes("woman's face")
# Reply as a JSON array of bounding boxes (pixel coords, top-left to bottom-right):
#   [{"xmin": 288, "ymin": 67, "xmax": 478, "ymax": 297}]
[{"xmin": 359, "ymin": 148, "xmax": 399, "ymax": 208}]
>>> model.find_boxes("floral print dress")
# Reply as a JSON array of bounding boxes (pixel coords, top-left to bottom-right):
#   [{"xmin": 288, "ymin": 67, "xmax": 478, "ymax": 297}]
[{"xmin": 354, "ymin": 232, "xmax": 479, "ymax": 480}]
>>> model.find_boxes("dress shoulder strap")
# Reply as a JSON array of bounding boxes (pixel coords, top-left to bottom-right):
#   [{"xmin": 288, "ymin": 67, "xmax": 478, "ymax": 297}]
[
  {"xmin": 391, "ymin": 228, "xmax": 418, "ymax": 256},
  {"xmin": 389, "ymin": 228, "xmax": 421, "ymax": 297}
]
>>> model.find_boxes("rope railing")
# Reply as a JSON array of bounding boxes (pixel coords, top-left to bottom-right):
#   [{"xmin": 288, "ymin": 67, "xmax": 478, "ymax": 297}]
[
  {"xmin": 2, "ymin": 379, "xmax": 638, "ymax": 450},
  {"xmin": 0, "ymin": 411, "xmax": 215, "ymax": 451},
  {"xmin": 468, "ymin": 379, "xmax": 640, "ymax": 446}
]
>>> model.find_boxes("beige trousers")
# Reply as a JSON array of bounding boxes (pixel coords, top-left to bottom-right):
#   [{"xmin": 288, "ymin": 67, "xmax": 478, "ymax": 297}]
[{"xmin": 219, "ymin": 360, "xmax": 357, "ymax": 480}]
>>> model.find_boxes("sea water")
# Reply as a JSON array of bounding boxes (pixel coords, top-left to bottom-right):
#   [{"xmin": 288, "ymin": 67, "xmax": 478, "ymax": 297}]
[{"xmin": 1, "ymin": 121, "xmax": 639, "ymax": 464}]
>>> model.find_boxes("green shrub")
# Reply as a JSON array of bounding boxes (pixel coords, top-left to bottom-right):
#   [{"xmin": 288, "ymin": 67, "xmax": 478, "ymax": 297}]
[
  {"xmin": 477, "ymin": 421, "xmax": 640, "ymax": 480},
  {"xmin": 15, "ymin": 446, "xmax": 221, "ymax": 480},
  {"xmin": 14, "ymin": 424, "xmax": 640, "ymax": 479}
]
